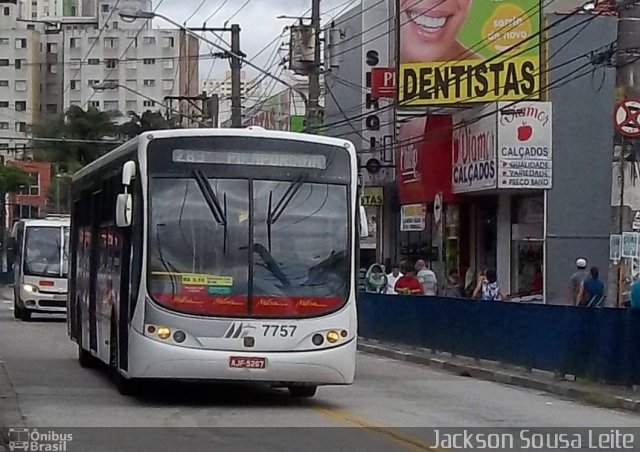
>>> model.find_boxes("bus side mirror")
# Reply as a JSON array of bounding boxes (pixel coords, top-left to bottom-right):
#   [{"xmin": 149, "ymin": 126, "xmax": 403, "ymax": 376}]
[
  {"xmin": 359, "ymin": 205, "xmax": 368, "ymax": 238},
  {"xmin": 116, "ymin": 193, "xmax": 132, "ymax": 228},
  {"xmin": 122, "ymin": 160, "xmax": 136, "ymax": 187}
]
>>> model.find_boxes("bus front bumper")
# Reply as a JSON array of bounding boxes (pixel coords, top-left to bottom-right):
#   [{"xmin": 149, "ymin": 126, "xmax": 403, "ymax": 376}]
[
  {"xmin": 20, "ymin": 289, "xmax": 67, "ymax": 313},
  {"xmin": 128, "ymin": 328, "xmax": 356, "ymax": 385}
]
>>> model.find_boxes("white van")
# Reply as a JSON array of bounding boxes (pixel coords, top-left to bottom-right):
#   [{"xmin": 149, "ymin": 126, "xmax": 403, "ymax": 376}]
[{"xmin": 10, "ymin": 215, "xmax": 70, "ymax": 321}]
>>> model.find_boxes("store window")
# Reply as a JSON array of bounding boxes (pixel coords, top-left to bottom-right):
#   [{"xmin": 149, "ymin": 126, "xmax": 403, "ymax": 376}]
[{"xmin": 511, "ymin": 196, "xmax": 544, "ymax": 296}]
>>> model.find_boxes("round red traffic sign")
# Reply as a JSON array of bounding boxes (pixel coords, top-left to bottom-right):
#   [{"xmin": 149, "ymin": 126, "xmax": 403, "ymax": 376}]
[{"xmin": 615, "ymin": 99, "xmax": 640, "ymax": 137}]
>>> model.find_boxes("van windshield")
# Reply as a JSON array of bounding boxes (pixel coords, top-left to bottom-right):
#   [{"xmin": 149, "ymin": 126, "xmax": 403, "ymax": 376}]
[{"xmin": 24, "ymin": 226, "xmax": 68, "ymax": 278}]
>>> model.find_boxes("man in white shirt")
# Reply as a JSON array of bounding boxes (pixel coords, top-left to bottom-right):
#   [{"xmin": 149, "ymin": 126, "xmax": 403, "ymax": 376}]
[
  {"xmin": 385, "ymin": 263, "xmax": 403, "ymax": 295},
  {"xmin": 416, "ymin": 259, "xmax": 437, "ymax": 296}
]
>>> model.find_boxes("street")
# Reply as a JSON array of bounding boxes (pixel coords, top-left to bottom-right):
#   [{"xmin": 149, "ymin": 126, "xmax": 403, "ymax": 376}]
[{"xmin": 1, "ymin": 292, "xmax": 640, "ymax": 451}]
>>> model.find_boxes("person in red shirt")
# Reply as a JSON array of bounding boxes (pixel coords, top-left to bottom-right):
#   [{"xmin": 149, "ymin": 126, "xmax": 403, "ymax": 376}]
[
  {"xmin": 394, "ymin": 263, "xmax": 424, "ymax": 295},
  {"xmin": 530, "ymin": 263, "xmax": 543, "ymax": 295}
]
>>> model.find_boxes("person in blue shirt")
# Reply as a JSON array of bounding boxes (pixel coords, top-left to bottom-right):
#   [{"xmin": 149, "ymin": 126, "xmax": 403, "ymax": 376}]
[
  {"xmin": 630, "ymin": 275, "xmax": 640, "ymax": 309},
  {"xmin": 577, "ymin": 266, "xmax": 605, "ymax": 307}
]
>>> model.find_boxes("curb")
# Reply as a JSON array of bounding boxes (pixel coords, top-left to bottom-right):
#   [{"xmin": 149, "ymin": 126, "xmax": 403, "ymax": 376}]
[
  {"xmin": 357, "ymin": 341, "xmax": 640, "ymax": 414},
  {"xmin": 0, "ymin": 359, "xmax": 24, "ymax": 448}
]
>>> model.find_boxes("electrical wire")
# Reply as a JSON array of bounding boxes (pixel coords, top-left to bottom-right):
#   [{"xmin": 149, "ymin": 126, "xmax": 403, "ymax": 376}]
[{"xmin": 203, "ymin": 0, "xmax": 230, "ymax": 25}]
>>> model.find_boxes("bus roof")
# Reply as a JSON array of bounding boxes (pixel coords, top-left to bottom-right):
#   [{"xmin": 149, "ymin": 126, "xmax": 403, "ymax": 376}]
[{"xmin": 73, "ymin": 127, "xmax": 356, "ymax": 183}]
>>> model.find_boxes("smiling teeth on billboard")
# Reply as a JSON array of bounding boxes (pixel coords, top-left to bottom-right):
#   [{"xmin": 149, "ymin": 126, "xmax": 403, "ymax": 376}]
[{"xmin": 397, "ymin": 0, "xmax": 541, "ymax": 106}]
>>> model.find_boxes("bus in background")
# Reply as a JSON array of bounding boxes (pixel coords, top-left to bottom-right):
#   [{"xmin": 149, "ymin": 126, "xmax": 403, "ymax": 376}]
[
  {"xmin": 68, "ymin": 127, "xmax": 368, "ymax": 397},
  {"xmin": 10, "ymin": 215, "xmax": 70, "ymax": 321}
]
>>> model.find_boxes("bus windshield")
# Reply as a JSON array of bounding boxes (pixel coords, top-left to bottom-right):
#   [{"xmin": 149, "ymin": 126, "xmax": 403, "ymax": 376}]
[
  {"xmin": 147, "ymin": 177, "xmax": 350, "ymax": 318},
  {"xmin": 24, "ymin": 226, "xmax": 69, "ymax": 278}
]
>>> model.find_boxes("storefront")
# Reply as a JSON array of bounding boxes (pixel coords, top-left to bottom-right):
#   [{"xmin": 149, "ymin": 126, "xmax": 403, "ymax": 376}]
[{"xmin": 451, "ymin": 102, "xmax": 552, "ymax": 297}]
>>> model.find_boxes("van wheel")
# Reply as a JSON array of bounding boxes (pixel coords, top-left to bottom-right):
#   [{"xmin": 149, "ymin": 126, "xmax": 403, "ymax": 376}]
[
  {"xmin": 13, "ymin": 299, "xmax": 21, "ymax": 319},
  {"xmin": 110, "ymin": 314, "xmax": 137, "ymax": 396},
  {"xmin": 288, "ymin": 385, "xmax": 317, "ymax": 398},
  {"xmin": 19, "ymin": 305, "xmax": 31, "ymax": 322}
]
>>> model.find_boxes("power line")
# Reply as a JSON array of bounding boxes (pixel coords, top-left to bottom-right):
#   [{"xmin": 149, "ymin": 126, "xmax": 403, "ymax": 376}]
[{"xmin": 203, "ymin": 0, "xmax": 230, "ymax": 24}]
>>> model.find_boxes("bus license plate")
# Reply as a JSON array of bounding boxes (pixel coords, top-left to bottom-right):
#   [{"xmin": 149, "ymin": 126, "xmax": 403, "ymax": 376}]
[{"xmin": 229, "ymin": 356, "xmax": 266, "ymax": 369}]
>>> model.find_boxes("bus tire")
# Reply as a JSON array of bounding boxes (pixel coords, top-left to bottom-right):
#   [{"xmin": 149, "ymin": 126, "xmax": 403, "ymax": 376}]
[
  {"xmin": 110, "ymin": 314, "xmax": 137, "ymax": 396},
  {"xmin": 77, "ymin": 318, "xmax": 94, "ymax": 368},
  {"xmin": 288, "ymin": 385, "xmax": 317, "ymax": 398}
]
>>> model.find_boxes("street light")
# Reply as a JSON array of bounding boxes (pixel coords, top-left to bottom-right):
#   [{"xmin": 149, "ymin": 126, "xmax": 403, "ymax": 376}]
[
  {"xmin": 91, "ymin": 82, "xmax": 207, "ymax": 127},
  {"xmin": 118, "ymin": 9, "xmax": 309, "ymax": 105}
]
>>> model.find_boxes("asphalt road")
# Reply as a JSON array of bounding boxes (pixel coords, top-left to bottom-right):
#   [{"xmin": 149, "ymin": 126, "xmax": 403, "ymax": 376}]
[{"xmin": 1, "ymin": 291, "xmax": 640, "ymax": 451}]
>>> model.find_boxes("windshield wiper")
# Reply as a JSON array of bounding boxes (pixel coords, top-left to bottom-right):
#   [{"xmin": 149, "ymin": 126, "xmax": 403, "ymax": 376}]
[
  {"xmin": 266, "ymin": 174, "xmax": 306, "ymax": 252},
  {"xmin": 193, "ymin": 170, "xmax": 228, "ymax": 253}
]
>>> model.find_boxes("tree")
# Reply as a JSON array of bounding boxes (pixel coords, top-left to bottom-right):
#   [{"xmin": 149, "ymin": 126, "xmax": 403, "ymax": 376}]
[
  {"xmin": 119, "ymin": 110, "xmax": 178, "ymax": 140},
  {"xmin": 0, "ymin": 165, "xmax": 31, "ymax": 194},
  {"xmin": 32, "ymin": 106, "xmax": 121, "ymax": 169}
]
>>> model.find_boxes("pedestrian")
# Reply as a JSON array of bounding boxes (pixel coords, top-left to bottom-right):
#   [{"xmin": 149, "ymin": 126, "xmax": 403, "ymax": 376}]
[
  {"xmin": 394, "ymin": 262, "xmax": 424, "ymax": 295},
  {"xmin": 416, "ymin": 259, "xmax": 437, "ymax": 296},
  {"xmin": 473, "ymin": 268, "xmax": 505, "ymax": 301},
  {"xmin": 529, "ymin": 263, "xmax": 543, "ymax": 295},
  {"xmin": 364, "ymin": 263, "xmax": 387, "ymax": 294},
  {"xmin": 568, "ymin": 258, "xmax": 589, "ymax": 305},
  {"xmin": 576, "ymin": 266, "xmax": 605, "ymax": 307},
  {"xmin": 385, "ymin": 263, "xmax": 403, "ymax": 295},
  {"xmin": 443, "ymin": 268, "xmax": 464, "ymax": 298}
]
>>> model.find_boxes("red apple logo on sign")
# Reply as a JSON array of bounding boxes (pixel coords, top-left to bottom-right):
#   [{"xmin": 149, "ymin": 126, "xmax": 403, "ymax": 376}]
[{"xmin": 517, "ymin": 122, "xmax": 533, "ymax": 141}]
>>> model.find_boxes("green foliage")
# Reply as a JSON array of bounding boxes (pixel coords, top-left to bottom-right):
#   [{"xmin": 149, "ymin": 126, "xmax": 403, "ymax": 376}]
[
  {"xmin": 119, "ymin": 110, "xmax": 179, "ymax": 140},
  {"xmin": 46, "ymin": 173, "xmax": 73, "ymax": 214},
  {"xmin": 0, "ymin": 165, "xmax": 31, "ymax": 194}
]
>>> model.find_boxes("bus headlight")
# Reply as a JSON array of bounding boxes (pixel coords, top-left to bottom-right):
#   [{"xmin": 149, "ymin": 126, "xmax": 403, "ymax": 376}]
[
  {"xmin": 326, "ymin": 330, "xmax": 340, "ymax": 344},
  {"xmin": 22, "ymin": 284, "xmax": 38, "ymax": 293},
  {"xmin": 156, "ymin": 326, "xmax": 171, "ymax": 340}
]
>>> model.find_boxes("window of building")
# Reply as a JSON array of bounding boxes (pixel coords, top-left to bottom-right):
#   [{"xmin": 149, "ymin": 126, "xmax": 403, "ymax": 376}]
[
  {"xmin": 31, "ymin": 12, "xmax": 37, "ymax": 18},
  {"xmin": 143, "ymin": 79, "xmax": 155, "ymax": 87},
  {"xmin": 47, "ymin": 63, "xmax": 57, "ymax": 74},
  {"xmin": 14, "ymin": 205, "xmax": 39, "ymax": 219},
  {"xmin": 88, "ymin": 79, "xmax": 100, "ymax": 86},
  {"xmin": 15, "ymin": 122, "xmax": 27, "ymax": 132},
  {"xmin": 101, "ymin": 4, "xmax": 109, "ymax": 12},
  {"xmin": 15, "ymin": 81, "xmax": 26, "ymax": 91},
  {"xmin": 88, "ymin": 101, "xmax": 100, "ymax": 108},
  {"xmin": 88, "ymin": 58, "xmax": 100, "ymax": 65},
  {"xmin": 125, "ymin": 79, "xmax": 137, "ymax": 89},
  {"xmin": 45, "ymin": 104, "xmax": 57, "ymax": 114},
  {"xmin": 70, "ymin": 6, "xmax": 77, "ymax": 16},
  {"xmin": 70, "ymin": 58, "xmax": 81, "ymax": 69},
  {"xmin": 15, "ymin": 39, "xmax": 27, "ymax": 49},
  {"xmin": 162, "ymin": 59, "xmax": 173, "ymax": 69},
  {"xmin": 104, "ymin": 101, "xmax": 119, "ymax": 111},
  {"xmin": 0, "ymin": 81, "xmax": 8, "ymax": 87},
  {"xmin": 46, "ymin": 42, "xmax": 58, "ymax": 54},
  {"xmin": 162, "ymin": 37, "xmax": 174, "ymax": 48},
  {"xmin": 15, "ymin": 101, "xmax": 26, "ymax": 111},
  {"xmin": 0, "ymin": 60, "xmax": 10, "ymax": 67},
  {"xmin": 0, "ymin": 38, "xmax": 9, "ymax": 45},
  {"xmin": 0, "ymin": 122, "xmax": 9, "ymax": 129},
  {"xmin": 112, "ymin": 21, "xmax": 119, "ymax": 30},
  {"xmin": 70, "ymin": 37, "xmax": 80, "ymax": 48},
  {"xmin": 15, "ymin": 59, "xmax": 22, "ymax": 69},
  {"xmin": 143, "ymin": 58, "xmax": 155, "ymax": 65},
  {"xmin": 19, "ymin": 173, "xmax": 39, "ymax": 196},
  {"xmin": 88, "ymin": 37, "xmax": 98, "ymax": 46},
  {"xmin": 143, "ymin": 37, "xmax": 156, "ymax": 45},
  {"xmin": 162, "ymin": 80, "xmax": 173, "ymax": 91},
  {"xmin": 104, "ymin": 37, "xmax": 118, "ymax": 48},
  {"xmin": 5, "ymin": 7, "xmax": 11, "ymax": 16},
  {"xmin": 125, "ymin": 100, "xmax": 137, "ymax": 111},
  {"xmin": 105, "ymin": 58, "xmax": 117, "ymax": 69},
  {"xmin": 143, "ymin": 100, "xmax": 155, "ymax": 107},
  {"xmin": 0, "ymin": 101, "xmax": 8, "ymax": 108}
]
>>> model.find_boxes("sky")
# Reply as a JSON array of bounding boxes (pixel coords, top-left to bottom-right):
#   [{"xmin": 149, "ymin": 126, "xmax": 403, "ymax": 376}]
[{"xmin": 155, "ymin": 0, "xmax": 354, "ymax": 85}]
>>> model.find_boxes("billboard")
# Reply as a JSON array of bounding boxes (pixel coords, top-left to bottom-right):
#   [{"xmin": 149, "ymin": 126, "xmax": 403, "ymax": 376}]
[{"xmin": 397, "ymin": 0, "xmax": 541, "ymax": 106}]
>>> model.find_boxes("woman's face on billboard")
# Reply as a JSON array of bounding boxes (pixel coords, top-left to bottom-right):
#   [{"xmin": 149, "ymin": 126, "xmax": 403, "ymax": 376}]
[{"xmin": 400, "ymin": 0, "xmax": 472, "ymax": 63}]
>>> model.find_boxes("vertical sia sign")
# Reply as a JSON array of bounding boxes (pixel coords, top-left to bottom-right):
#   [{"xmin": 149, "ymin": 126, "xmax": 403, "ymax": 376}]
[{"xmin": 361, "ymin": 0, "xmax": 394, "ymax": 170}]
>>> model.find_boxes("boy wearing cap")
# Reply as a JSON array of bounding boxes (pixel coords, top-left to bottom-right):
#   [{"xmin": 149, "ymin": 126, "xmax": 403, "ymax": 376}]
[{"xmin": 569, "ymin": 258, "xmax": 589, "ymax": 305}]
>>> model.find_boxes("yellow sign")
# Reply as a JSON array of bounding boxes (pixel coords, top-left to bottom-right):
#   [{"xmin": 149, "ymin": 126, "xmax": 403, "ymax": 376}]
[
  {"xmin": 398, "ymin": 0, "xmax": 540, "ymax": 106},
  {"xmin": 172, "ymin": 274, "xmax": 234, "ymax": 287},
  {"xmin": 361, "ymin": 187, "xmax": 384, "ymax": 206}
]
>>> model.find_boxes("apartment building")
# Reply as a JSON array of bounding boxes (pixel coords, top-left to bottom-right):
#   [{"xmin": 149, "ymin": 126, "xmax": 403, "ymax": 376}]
[
  {"xmin": 63, "ymin": 27, "xmax": 199, "ymax": 120},
  {"xmin": 202, "ymin": 70, "xmax": 263, "ymax": 125}
]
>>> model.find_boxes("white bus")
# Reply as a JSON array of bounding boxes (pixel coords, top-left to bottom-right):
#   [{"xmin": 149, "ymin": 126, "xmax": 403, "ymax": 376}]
[
  {"xmin": 10, "ymin": 215, "xmax": 70, "ymax": 321},
  {"xmin": 68, "ymin": 127, "xmax": 367, "ymax": 397}
]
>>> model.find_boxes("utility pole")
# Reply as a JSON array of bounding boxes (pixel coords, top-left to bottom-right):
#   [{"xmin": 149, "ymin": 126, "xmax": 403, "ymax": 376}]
[
  {"xmin": 610, "ymin": 0, "xmax": 640, "ymax": 306},
  {"xmin": 306, "ymin": 0, "xmax": 321, "ymax": 133},
  {"xmin": 230, "ymin": 24, "xmax": 242, "ymax": 128}
]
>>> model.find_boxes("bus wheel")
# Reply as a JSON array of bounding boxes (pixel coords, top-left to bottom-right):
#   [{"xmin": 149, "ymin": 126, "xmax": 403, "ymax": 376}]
[
  {"xmin": 110, "ymin": 316, "xmax": 137, "ymax": 396},
  {"xmin": 288, "ymin": 385, "xmax": 317, "ymax": 398}
]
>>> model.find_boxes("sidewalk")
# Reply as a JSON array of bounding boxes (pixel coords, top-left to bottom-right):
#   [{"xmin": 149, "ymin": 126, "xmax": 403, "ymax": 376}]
[{"xmin": 357, "ymin": 338, "xmax": 640, "ymax": 413}]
